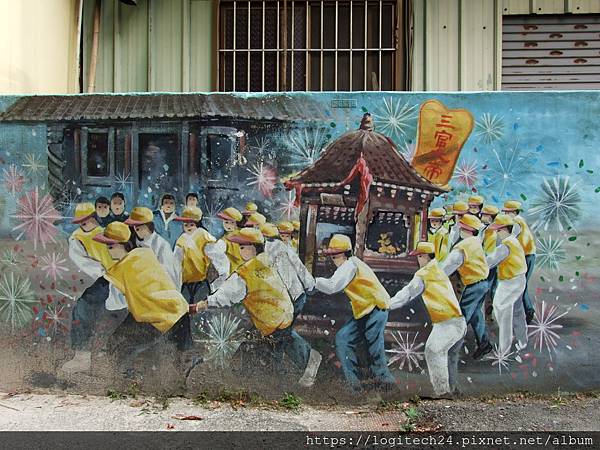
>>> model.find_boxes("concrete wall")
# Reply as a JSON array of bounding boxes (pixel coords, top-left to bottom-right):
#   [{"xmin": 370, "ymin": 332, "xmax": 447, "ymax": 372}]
[
  {"xmin": 0, "ymin": 0, "xmax": 81, "ymax": 94},
  {"xmin": 0, "ymin": 91, "xmax": 599, "ymax": 399}
]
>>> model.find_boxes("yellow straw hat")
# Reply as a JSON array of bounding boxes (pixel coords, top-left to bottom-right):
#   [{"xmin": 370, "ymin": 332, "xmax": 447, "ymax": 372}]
[
  {"xmin": 502, "ymin": 200, "xmax": 522, "ymax": 212},
  {"xmin": 124, "ymin": 206, "xmax": 154, "ymax": 226},
  {"xmin": 323, "ymin": 234, "xmax": 352, "ymax": 255},
  {"xmin": 92, "ymin": 221, "xmax": 131, "ymax": 244},
  {"xmin": 72, "ymin": 202, "xmax": 96, "ymax": 224},
  {"xmin": 277, "ymin": 221, "xmax": 294, "ymax": 234},
  {"xmin": 489, "ymin": 214, "xmax": 515, "ymax": 230},
  {"xmin": 453, "ymin": 201, "xmax": 469, "ymax": 214},
  {"xmin": 260, "ymin": 223, "xmax": 280, "ymax": 239},
  {"xmin": 481, "ymin": 205, "xmax": 500, "ymax": 216},
  {"xmin": 409, "ymin": 241, "xmax": 435, "ymax": 256},
  {"xmin": 468, "ymin": 195, "xmax": 484, "ymax": 206},
  {"xmin": 217, "ymin": 207, "xmax": 243, "ymax": 222},
  {"xmin": 429, "ymin": 208, "xmax": 446, "ymax": 219},
  {"xmin": 174, "ymin": 207, "xmax": 203, "ymax": 223},
  {"xmin": 227, "ymin": 227, "xmax": 265, "ymax": 245},
  {"xmin": 245, "ymin": 212, "xmax": 267, "ymax": 226},
  {"xmin": 458, "ymin": 214, "xmax": 484, "ymax": 232}
]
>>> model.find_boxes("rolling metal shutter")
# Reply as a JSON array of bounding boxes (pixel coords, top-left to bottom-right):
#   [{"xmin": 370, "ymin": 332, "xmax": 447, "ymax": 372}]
[{"xmin": 502, "ymin": 14, "xmax": 600, "ymax": 90}]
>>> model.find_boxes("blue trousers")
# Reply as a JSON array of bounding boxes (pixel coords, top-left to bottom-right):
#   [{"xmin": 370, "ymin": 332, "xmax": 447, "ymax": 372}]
[
  {"xmin": 292, "ymin": 292, "xmax": 307, "ymax": 321},
  {"xmin": 335, "ymin": 307, "xmax": 395, "ymax": 388},
  {"xmin": 487, "ymin": 267, "xmax": 498, "ymax": 300},
  {"xmin": 460, "ymin": 280, "xmax": 490, "ymax": 346},
  {"xmin": 271, "ymin": 326, "xmax": 311, "ymax": 372},
  {"xmin": 71, "ymin": 277, "xmax": 109, "ymax": 350},
  {"xmin": 522, "ymin": 254, "xmax": 536, "ymax": 315}
]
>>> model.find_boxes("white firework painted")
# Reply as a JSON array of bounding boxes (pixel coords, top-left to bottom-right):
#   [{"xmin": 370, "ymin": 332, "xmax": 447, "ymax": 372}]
[
  {"xmin": 484, "ymin": 345, "xmax": 514, "ymax": 374},
  {"xmin": 11, "ymin": 188, "xmax": 63, "ymax": 250},
  {"xmin": 386, "ymin": 331, "xmax": 425, "ymax": 372},
  {"xmin": 529, "ymin": 176, "xmax": 582, "ymax": 232},
  {"xmin": 201, "ymin": 312, "xmax": 243, "ymax": 368},
  {"xmin": 39, "ymin": 252, "xmax": 69, "ymax": 282},
  {"xmin": 371, "ymin": 98, "xmax": 418, "ymax": 141},
  {"xmin": 41, "ymin": 302, "xmax": 70, "ymax": 337},
  {"xmin": 2, "ymin": 164, "xmax": 26, "ymax": 195},
  {"xmin": 248, "ymin": 137, "xmax": 272, "ymax": 158},
  {"xmin": 285, "ymin": 127, "xmax": 330, "ymax": 168},
  {"xmin": 0, "ymin": 272, "xmax": 37, "ymax": 332},
  {"xmin": 483, "ymin": 139, "xmax": 535, "ymax": 197},
  {"xmin": 202, "ymin": 198, "xmax": 226, "ymax": 221},
  {"xmin": 536, "ymin": 236, "xmax": 566, "ymax": 271},
  {"xmin": 277, "ymin": 190, "xmax": 298, "ymax": 220},
  {"xmin": 22, "ymin": 153, "xmax": 45, "ymax": 177},
  {"xmin": 528, "ymin": 301, "xmax": 567, "ymax": 361},
  {"xmin": 114, "ymin": 172, "xmax": 133, "ymax": 192},
  {"xmin": 475, "ymin": 113, "xmax": 505, "ymax": 144},
  {"xmin": 399, "ymin": 141, "xmax": 416, "ymax": 162},
  {"xmin": 452, "ymin": 160, "xmax": 479, "ymax": 188},
  {"xmin": 246, "ymin": 162, "xmax": 277, "ymax": 198},
  {"xmin": 0, "ymin": 248, "xmax": 19, "ymax": 267}
]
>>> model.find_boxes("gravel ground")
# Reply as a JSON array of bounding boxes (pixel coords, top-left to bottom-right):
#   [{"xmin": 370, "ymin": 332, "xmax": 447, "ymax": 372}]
[{"xmin": 1, "ymin": 390, "xmax": 599, "ymax": 432}]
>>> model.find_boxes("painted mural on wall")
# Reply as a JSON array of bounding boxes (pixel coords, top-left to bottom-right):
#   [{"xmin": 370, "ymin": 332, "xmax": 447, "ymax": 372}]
[{"xmin": 0, "ymin": 91, "xmax": 596, "ymax": 398}]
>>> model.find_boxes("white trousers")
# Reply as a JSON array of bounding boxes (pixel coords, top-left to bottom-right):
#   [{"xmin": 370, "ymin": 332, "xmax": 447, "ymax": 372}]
[
  {"xmin": 493, "ymin": 274, "xmax": 527, "ymax": 355},
  {"xmin": 425, "ymin": 317, "xmax": 467, "ymax": 396}
]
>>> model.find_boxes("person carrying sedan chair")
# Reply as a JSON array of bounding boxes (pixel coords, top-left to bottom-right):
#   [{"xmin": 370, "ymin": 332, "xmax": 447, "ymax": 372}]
[
  {"xmin": 390, "ymin": 242, "xmax": 466, "ymax": 399},
  {"xmin": 427, "ymin": 207, "xmax": 450, "ymax": 262},
  {"xmin": 468, "ymin": 195, "xmax": 485, "ymax": 217},
  {"xmin": 480, "ymin": 204, "xmax": 500, "ymax": 318},
  {"xmin": 173, "ymin": 207, "xmax": 230, "ymax": 304},
  {"xmin": 486, "ymin": 214, "xmax": 529, "ymax": 356},
  {"xmin": 189, "ymin": 228, "xmax": 321, "ymax": 388},
  {"xmin": 277, "ymin": 221, "xmax": 295, "ymax": 248},
  {"xmin": 314, "ymin": 234, "xmax": 396, "ymax": 392},
  {"xmin": 244, "ymin": 212, "xmax": 267, "ymax": 229},
  {"xmin": 217, "ymin": 207, "xmax": 245, "ymax": 275}
]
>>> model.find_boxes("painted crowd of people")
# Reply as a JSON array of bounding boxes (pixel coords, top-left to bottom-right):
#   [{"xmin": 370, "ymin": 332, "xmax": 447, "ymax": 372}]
[{"xmin": 60, "ymin": 191, "xmax": 536, "ymax": 398}]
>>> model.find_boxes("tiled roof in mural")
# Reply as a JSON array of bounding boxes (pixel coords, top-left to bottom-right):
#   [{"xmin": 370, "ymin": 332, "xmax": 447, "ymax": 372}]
[
  {"xmin": 0, "ymin": 93, "xmax": 333, "ymax": 122},
  {"xmin": 288, "ymin": 120, "xmax": 447, "ymax": 194}
]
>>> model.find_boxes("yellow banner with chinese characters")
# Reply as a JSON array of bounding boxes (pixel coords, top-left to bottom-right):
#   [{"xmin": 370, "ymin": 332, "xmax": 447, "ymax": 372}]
[{"xmin": 412, "ymin": 99, "xmax": 474, "ymax": 186}]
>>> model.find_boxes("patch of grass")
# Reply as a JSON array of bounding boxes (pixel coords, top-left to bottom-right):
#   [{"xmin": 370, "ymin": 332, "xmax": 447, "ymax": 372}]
[
  {"xmin": 193, "ymin": 391, "xmax": 210, "ymax": 405},
  {"xmin": 127, "ymin": 381, "xmax": 141, "ymax": 399},
  {"xmin": 217, "ymin": 388, "xmax": 251, "ymax": 404},
  {"xmin": 106, "ymin": 389, "xmax": 127, "ymax": 401},
  {"xmin": 551, "ymin": 388, "xmax": 567, "ymax": 409},
  {"xmin": 279, "ymin": 392, "xmax": 302, "ymax": 410},
  {"xmin": 155, "ymin": 395, "xmax": 170, "ymax": 410},
  {"xmin": 400, "ymin": 405, "xmax": 420, "ymax": 433}
]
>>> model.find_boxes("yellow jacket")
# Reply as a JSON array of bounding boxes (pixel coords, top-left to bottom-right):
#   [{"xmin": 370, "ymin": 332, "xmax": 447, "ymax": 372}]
[
  {"xmin": 428, "ymin": 227, "xmax": 449, "ymax": 262},
  {"xmin": 415, "ymin": 260, "xmax": 462, "ymax": 323},
  {"xmin": 104, "ymin": 248, "xmax": 188, "ymax": 333},
  {"xmin": 237, "ymin": 252, "xmax": 294, "ymax": 336},
  {"xmin": 454, "ymin": 236, "xmax": 489, "ymax": 286},
  {"xmin": 221, "ymin": 233, "xmax": 244, "ymax": 275},
  {"xmin": 176, "ymin": 229, "xmax": 215, "ymax": 283},
  {"xmin": 344, "ymin": 257, "xmax": 390, "ymax": 320},
  {"xmin": 515, "ymin": 216, "xmax": 537, "ymax": 255},
  {"xmin": 498, "ymin": 236, "xmax": 527, "ymax": 280},
  {"xmin": 71, "ymin": 226, "xmax": 115, "ymax": 270},
  {"xmin": 483, "ymin": 227, "xmax": 497, "ymax": 255}
]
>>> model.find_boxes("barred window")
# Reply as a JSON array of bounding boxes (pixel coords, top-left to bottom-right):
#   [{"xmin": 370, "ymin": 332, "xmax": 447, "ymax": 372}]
[{"xmin": 218, "ymin": 0, "xmax": 406, "ymax": 91}]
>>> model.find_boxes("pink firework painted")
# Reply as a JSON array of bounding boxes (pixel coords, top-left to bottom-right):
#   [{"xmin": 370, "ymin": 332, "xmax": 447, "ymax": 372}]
[
  {"xmin": 277, "ymin": 191, "xmax": 298, "ymax": 219},
  {"xmin": 39, "ymin": 252, "xmax": 69, "ymax": 282},
  {"xmin": 527, "ymin": 300, "xmax": 567, "ymax": 361},
  {"xmin": 12, "ymin": 188, "xmax": 63, "ymax": 250},
  {"xmin": 247, "ymin": 162, "xmax": 277, "ymax": 198},
  {"xmin": 2, "ymin": 164, "xmax": 25, "ymax": 195},
  {"xmin": 452, "ymin": 160, "xmax": 478, "ymax": 188}
]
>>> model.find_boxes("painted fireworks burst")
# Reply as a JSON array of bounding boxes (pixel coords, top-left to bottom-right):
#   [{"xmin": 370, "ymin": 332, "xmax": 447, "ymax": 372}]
[
  {"xmin": 248, "ymin": 137, "xmax": 273, "ymax": 160},
  {"xmin": 399, "ymin": 141, "xmax": 416, "ymax": 162},
  {"xmin": 0, "ymin": 272, "xmax": 37, "ymax": 332},
  {"xmin": 39, "ymin": 252, "xmax": 69, "ymax": 281},
  {"xmin": 452, "ymin": 160, "xmax": 479, "ymax": 189},
  {"xmin": 39, "ymin": 301, "xmax": 70, "ymax": 337},
  {"xmin": 386, "ymin": 331, "xmax": 425, "ymax": 372},
  {"xmin": 484, "ymin": 346, "xmax": 514, "ymax": 374},
  {"xmin": 371, "ymin": 98, "xmax": 418, "ymax": 142},
  {"xmin": 536, "ymin": 236, "xmax": 566, "ymax": 271},
  {"xmin": 475, "ymin": 113, "xmax": 505, "ymax": 144},
  {"xmin": 11, "ymin": 188, "xmax": 63, "ymax": 250},
  {"xmin": 2, "ymin": 164, "xmax": 26, "ymax": 195},
  {"xmin": 0, "ymin": 248, "xmax": 19, "ymax": 267},
  {"xmin": 22, "ymin": 153, "xmax": 45, "ymax": 178},
  {"xmin": 202, "ymin": 198, "xmax": 225, "ymax": 221},
  {"xmin": 483, "ymin": 140, "xmax": 535, "ymax": 197},
  {"xmin": 285, "ymin": 127, "xmax": 330, "ymax": 169},
  {"xmin": 277, "ymin": 191, "xmax": 298, "ymax": 220},
  {"xmin": 56, "ymin": 187, "xmax": 80, "ymax": 218},
  {"xmin": 114, "ymin": 172, "xmax": 133, "ymax": 192},
  {"xmin": 528, "ymin": 301, "xmax": 567, "ymax": 361},
  {"xmin": 246, "ymin": 162, "xmax": 277, "ymax": 198},
  {"xmin": 201, "ymin": 312, "xmax": 243, "ymax": 368},
  {"xmin": 529, "ymin": 176, "xmax": 582, "ymax": 232}
]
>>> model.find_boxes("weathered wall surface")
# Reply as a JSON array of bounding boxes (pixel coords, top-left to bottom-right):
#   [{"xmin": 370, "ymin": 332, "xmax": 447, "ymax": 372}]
[{"xmin": 0, "ymin": 91, "xmax": 598, "ymax": 400}]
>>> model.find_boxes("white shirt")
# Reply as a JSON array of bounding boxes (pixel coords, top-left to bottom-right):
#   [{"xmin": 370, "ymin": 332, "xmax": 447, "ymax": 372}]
[
  {"xmin": 68, "ymin": 236, "xmax": 105, "ymax": 280},
  {"xmin": 173, "ymin": 229, "xmax": 230, "ymax": 290},
  {"xmin": 440, "ymin": 248, "xmax": 465, "ymax": 277},
  {"xmin": 485, "ymin": 243, "xmax": 510, "ymax": 270},
  {"xmin": 315, "ymin": 256, "xmax": 359, "ymax": 295},
  {"xmin": 265, "ymin": 239, "xmax": 315, "ymax": 300},
  {"xmin": 105, "ymin": 282, "xmax": 127, "ymax": 310},
  {"xmin": 136, "ymin": 232, "xmax": 181, "ymax": 288},
  {"xmin": 448, "ymin": 224, "xmax": 460, "ymax": 248},
  {"xmin": 390, "ymin": 276, "xmax": 425, "ymax": 310},
  {"xmin": 207, "ymin": 273, "xmax": 248, "ymax": 308}
]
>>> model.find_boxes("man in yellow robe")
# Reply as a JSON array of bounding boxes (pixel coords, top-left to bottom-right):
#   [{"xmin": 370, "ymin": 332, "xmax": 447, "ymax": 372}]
[
  {"xmin": 468, "ymin": 195, "xmax": 484, "ymax": 217},
  {"xmin": 427, "ymin": 207, "xmax": 449, "ymax": 262},
  {"xmin": 486, "ymin": 215, "xmax": 529, "ymax": 356},
  {"xmin": 391, "ymin": 242, "xmax": 466, "ymax": 398},
  {"xmin": 217, "ymin": 207, "xmax": 245, "ymax": 274},
  {"xmin": 480, "ymin": 205, "xmax": 500, "ymax": 316},
  {"xmin": 190, "ymin": 228, "xmax": 321, "ymax": 387},
  {"xmin": 314, "ymin": 234, "xmax": 395, "ymax": 391},
  {"xmin": 61, "ymin": 203, "xmax": 116, "ymax": 373},
  {"xmin": 503, "ymin": 200, "xmax": 537, "ymax": 324}
]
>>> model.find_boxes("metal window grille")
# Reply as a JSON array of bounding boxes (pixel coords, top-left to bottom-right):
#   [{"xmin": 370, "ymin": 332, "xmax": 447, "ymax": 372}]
[{"xmin": 218, "ymin": 0, "xmax": 403, "ymax": 92}]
